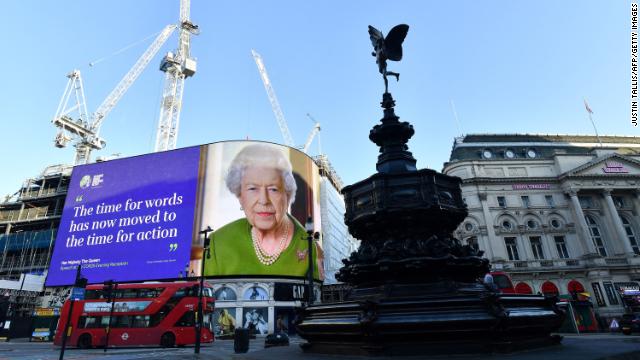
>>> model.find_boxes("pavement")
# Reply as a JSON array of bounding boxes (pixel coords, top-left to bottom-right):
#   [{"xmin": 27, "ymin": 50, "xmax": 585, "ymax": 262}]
[{"xmin": 0, "ymin": 333, "xmax": 637, "ymax": 360}]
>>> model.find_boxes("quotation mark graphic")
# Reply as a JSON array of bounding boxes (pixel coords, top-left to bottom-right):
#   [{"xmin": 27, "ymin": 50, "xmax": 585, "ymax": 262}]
[{"xmin": 169, "ymin": 243, "xmax": 179, "ymax": 252}]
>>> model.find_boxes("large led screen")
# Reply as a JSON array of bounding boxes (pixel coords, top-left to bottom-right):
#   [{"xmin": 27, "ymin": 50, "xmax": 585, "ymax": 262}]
[
  {"xmin": 199, "ymin": 142, "xmax": 322, "ymax": 279},
  {"xmin": 46, "ymin": 141, "xmax": 323, "ymax": 286},
  {"xmin": 46, "ymin": 147, "xmax": 201, "ymax": 286}
]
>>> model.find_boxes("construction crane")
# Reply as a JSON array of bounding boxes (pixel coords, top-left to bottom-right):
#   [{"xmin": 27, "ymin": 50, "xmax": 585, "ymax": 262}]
[
  {"xmin": 251, "ymin": 49, "xmax": 296, "ymax": 148},
  {"xmin": 154, "ymin": 0, "xmax": 199, "ymax": 152},
  {"xmin": 303, "ymin": 113, "xmax": 321, "ymax": 153},
  {"xmin": 53, "ymin": 0, "xmax": 197, "ymax": 163},
  {"xmin": 53, "ymin": 24, "xmax": 178, "ymax": 165}
]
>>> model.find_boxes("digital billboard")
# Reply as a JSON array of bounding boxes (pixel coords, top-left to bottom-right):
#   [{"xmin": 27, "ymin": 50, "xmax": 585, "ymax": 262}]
[{"xmin": 45, "ymin": 141, "xmax": 322, "ymax": 286}]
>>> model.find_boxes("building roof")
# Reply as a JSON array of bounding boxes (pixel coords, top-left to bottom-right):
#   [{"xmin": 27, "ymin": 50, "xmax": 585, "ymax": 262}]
[
  {"xmin": 459, "ymin": 134, "xmax": 640, "ymax": 145},
  {"xmin": 448, "ymin": 134, "xmax": 640, "ymax": 163}
]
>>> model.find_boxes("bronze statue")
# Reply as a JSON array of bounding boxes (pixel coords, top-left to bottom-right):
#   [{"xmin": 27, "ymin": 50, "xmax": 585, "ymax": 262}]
[{"xmin": 368, "ymin": 24, "xmax": 409, "ymax": 93}]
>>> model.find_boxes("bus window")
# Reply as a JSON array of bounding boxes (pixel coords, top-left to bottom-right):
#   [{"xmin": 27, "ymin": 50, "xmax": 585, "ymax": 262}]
[
  {"xmin": 132, "ymin": 315, "xmax": 151, "ymax": 328},
  {"xmin": 174, "ymin": 311, "xmax": 195, "ymax": 327},
  {"xmin": 150, "ymin": 305, "xmax": 171, "ymax": 327},
  {"xmin": 113, "ymin": 316, "xmax": 131, "ymax": 328}
]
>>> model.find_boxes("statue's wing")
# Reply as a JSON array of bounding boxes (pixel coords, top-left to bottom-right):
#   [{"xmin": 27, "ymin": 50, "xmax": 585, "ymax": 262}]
[
  {"xmin": 384, "ymin": 24, "xmax": 409, "ymax": 61},
  {"xmin": 368, "ymin": 25, "xmax": 384, "ymax": 48}
]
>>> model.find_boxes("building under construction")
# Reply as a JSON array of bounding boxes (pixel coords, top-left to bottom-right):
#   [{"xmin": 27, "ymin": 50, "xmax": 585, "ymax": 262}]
[{"xmin": 0, "ymin": 165, "xmax": 72, "ymax": 317}]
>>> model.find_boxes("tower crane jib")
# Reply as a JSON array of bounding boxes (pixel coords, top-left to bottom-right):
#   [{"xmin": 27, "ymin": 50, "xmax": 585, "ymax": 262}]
[
  {"xmin": 251, "ymin": 49, "xmax": 295, "ymax": 147},
  {"xmin": 93, "ymin": 24, "xmax": 177, "ymax": 128},
  {"xmin": 52, "ymin": 23, "xmax": 178, "ymax": 165},
  {"xmin": 303, "ymin": 113, "xmax": 321, "ymax": 153}
]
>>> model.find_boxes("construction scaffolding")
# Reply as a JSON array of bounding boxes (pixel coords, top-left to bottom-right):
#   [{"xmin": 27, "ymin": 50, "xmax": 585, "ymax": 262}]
[
  {"xmin": 313, "ymin": 155, "xmax": 343, "ymax": 192},
  {"xmin": 0, "ymin": 165, "xmax": 72, "ymax": 316}
]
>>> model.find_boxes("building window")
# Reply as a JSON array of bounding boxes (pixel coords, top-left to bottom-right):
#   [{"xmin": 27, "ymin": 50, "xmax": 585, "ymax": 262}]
[
  {"xmin": 545, "ymin": 195, "xmax": 555, "ymax": 207},
  {"xmin": 464, "ymin": 222, "xmax": 474, "ymax": 232},
  {"xmin": 591, "ymin": 282, "xmax": 606, "ymax": 307},
  {"xmin": 529, "ymin": 236, "xmax": 545, "ymax": 260},
  {"xmin": 554, "ymin": 236, "xmax": 569, "ymax": 259},
  {"xmin": 603, "ymin": 282, "xmax": 620, "ymax": 305},
  {"xmin": 585, "ymin": 215, "xmax": 607, "ymax": 256},
  {"xmin": 526, "ymin": 219, "xmax": 539, "ymax": 230},
  {"xmin": 521, "ymin": 196, "xmax": 530, "ymax": 208},
  {"xmin": 550, "ymin": 219, "xmax": 562, "ymax": 229},
  {"xmin": 579, "ymin": 196, "xmax": 593, "ymax": 209},
  {"xmin": 505, "ymin": 149, "xmax": 516, "ymax": 159},
  {"xmin": 497, "ymin": 196, "xmax": 506, "ymax": 208},
  {"xmin": 620, "ymin": 216, "xmax": 640, "ymax": 255},
  {"xmin": 504, "ymin": 237, "xmax": 520, "ymax": 261},
  {"xmin": 482, "ymin": 149, "xmax": 493, "ymax": 159},
  {"xmin": 526, "ymin": 149, "xmax": 537, "ymax": 158},
  {"xmin": 612, "ymin": 196, "xmax": 625, "ymax": 208}
]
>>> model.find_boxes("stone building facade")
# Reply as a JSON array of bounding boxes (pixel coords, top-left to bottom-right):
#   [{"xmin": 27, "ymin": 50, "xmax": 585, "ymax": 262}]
[{"xmin": 443, "ymin": 134, "xmax": 640, "ymax": 321}]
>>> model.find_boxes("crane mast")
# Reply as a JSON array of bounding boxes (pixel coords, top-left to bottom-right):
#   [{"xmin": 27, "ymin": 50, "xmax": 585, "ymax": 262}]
[
  {"xmin": 53, "ymin": 24, "xmax": 177, "ymax": 165},
  {"xmin": 251, "ymin": 49, "xmax": 295, "ymax": 147},
  {"xmin": 154, "ymin": 0, "xmax": 199, "ymax": 152}
]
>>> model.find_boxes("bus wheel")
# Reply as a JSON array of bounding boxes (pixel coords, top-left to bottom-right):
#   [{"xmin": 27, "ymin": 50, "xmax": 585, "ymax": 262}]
[
  {"xmin": 160, "ymin": 332, "xmax": 175, "ymax": 348},
  {"xmin": 77, "ymin": 334, "xmax": 92, "ymax": 349}
]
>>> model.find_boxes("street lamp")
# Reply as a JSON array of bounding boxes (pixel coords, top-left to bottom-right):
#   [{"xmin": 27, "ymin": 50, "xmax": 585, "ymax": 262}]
[
  {"xmin": 195, "ymin": 226, "xmax": 212, "ymax": 354},
  {"xmin": 304, "ymin": 217, "xmax": 320, "ymax": 305}
]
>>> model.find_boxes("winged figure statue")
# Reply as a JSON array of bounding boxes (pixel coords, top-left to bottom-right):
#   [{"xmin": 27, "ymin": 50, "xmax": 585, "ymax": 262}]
[{"xmin": 368, "ymin": 24, "xmax": 409, "ymax": 93}]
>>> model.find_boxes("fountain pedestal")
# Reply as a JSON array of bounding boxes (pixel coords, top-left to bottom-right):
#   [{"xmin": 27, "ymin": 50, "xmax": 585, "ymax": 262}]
[{"xmin": 296, "ymin": 92, "xmax": 564, "ymax": 355}]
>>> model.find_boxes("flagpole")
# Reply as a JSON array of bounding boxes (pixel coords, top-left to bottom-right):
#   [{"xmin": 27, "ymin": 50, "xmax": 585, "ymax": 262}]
[{"xmin": 584, "ymin": 98, "xmax": 603, "ymax": 148}]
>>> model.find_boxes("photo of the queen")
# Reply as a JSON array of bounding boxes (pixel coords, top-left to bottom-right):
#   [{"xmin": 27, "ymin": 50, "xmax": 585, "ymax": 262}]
[{"xmin": 201, "ymin": 142, "xmax": 322, "ymax": 278}]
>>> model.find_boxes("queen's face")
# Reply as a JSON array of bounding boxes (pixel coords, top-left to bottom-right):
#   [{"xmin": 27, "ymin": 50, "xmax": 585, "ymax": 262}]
[{"xmin": 239, "ymin": 166, "xmax": 289, "ymax": 233}]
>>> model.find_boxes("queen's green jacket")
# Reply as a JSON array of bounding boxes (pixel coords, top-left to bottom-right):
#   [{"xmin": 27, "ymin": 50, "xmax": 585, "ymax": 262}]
[{"xmin": 204, "ymin": 216, "xmax": 321, "ymax": 279}]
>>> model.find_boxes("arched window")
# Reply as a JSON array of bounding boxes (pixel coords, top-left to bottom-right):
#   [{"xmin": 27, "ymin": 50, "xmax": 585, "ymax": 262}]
[
  {"xmin": 585, "ymin": 215, "xmax": 607, "ymax": 256},
  {"xmin": 515, "ymin": 282, "xmax": 533, "ymax": 294},
  {"xmin": 243, "ymin": 286, "xmax": 268, "ymax": 301},
  {"xmin": 620, "ymin": 216, "xmax": 640, "ymax": 255},
  {"xmin": 541, "ymin": 281, "xmax": 559, "ymax": 296},
  {"xmin": 567, "ymin": 280, "xmax": 585, "ymax": 294},
  {"xmin": 214, "ymin": 286, "xmax": 237, "ymax": 301}
]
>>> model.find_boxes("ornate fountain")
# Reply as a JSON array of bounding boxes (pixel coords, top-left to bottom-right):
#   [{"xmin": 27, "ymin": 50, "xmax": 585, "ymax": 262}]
[{"xmin": 296, "ymin": 24, "xmax": 564, "ymax": 356}]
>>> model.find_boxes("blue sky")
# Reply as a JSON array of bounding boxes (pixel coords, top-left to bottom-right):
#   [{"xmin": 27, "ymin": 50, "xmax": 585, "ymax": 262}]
[{"xmin": 0, "ymin": 0, "xmax": 635, "ymax": 196}]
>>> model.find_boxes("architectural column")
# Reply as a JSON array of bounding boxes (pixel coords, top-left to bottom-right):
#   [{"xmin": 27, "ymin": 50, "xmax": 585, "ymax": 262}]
[
  {"xmin": 479, "ymin": 233, "xmax": 494, "ymax": 259},
  {"xmin": 565, "ymin": 190, "xmax": 598, "ymax": 255},
  {"xmin": 602, "ymin": 189, "xmax": 635, "ymax": 255},
  {"xmin": 540, "ymin": 232, "xmax": 555, "ymax": 261},
  {"xmin": 478, "ymin": 192, "xmax": 508, "ymax": 261},
  {"xmin": 633, "ymin": 191, "xmax": 640, "ymax": 222},
  {"xmin": 520, "ymin": 233, "xmax": 535, "ymax": 261}
]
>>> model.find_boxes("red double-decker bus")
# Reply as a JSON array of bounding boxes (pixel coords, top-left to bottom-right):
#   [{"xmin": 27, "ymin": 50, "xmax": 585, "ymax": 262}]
[{"xmin": 54, "ymin": 281, "xmax": 215, "ymax": 348}]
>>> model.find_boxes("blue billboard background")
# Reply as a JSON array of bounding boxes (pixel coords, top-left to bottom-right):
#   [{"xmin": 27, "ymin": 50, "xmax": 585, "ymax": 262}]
[{"xmin": 45, "ymin": 147, "xmax": 200, "ymax": 286}]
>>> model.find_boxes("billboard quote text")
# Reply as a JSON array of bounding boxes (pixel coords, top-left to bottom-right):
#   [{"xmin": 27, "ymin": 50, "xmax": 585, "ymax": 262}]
[{"xmin": 65, "ymin": 192, "xmax": 184, "ymax": 248}]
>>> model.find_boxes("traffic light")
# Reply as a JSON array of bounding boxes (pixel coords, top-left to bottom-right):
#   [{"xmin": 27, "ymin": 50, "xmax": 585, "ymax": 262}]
[
  {"xmin": 75, "ymin": 277, "xmax": 88, "ymax": 289},
  {"xmin": 73, "ymin": 265, "xmax": 88, "ymax": 288},
  {"xmin": 103, "ymin": 280, "xmax": 115, "ymax": 302}
]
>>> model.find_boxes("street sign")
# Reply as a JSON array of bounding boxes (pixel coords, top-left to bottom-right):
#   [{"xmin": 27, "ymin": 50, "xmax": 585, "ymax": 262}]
[{"xmin": 70, "ymin": 287, "xmax": 85, "ymax": 301}]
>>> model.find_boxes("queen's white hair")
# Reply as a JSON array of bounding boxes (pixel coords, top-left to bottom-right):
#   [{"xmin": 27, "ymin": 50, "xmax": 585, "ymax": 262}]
[{"xmin": 225, "ymin": 144, "xmax": 297, "ymax": 206}]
